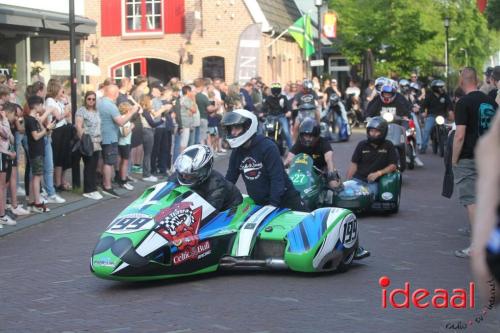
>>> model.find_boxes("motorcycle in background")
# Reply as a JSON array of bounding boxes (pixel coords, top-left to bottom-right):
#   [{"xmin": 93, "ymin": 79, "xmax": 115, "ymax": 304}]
[
  {"xmin": 381, "ymin": 112, "xmax": 407, "ymax": 172},
  {"xmin": 323, "ymin": 94, "xmax": 351, "ymax": 142},
  {"xmin": 431, "ymin": 115, "xmax": 451, "ymax": 157},
  {"xmin": 263, "ymin": 115, "xmax": 286, "ymax": 156}
]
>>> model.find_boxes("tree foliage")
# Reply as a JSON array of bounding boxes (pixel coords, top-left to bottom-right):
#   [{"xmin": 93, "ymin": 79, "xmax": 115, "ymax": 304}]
[
  {"xmin": 486, "ymin": 0, "xmax": 500, "ymax": 30},
  {"xmin": 330, "ymin": 0, "xmax": 494, "ymax": 79}
]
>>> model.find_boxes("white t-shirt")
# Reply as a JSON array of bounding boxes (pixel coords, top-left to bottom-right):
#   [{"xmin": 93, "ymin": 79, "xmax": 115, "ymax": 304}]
[
  {"xmin": 45, "ymin": 97, "xmax": 67, "ymax": 128},
  {"xmin": 118, "ymin": 121, "xmax": 132, "ymax": 146}
]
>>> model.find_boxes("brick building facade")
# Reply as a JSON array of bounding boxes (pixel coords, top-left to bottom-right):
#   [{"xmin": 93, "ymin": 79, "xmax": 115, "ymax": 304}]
[{"xmin": 50, "ymin": 0, "xmax": 306, "ymax": 89}]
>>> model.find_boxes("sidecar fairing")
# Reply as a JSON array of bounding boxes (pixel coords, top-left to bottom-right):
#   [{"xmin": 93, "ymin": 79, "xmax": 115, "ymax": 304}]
[{"xmin": 91, "ymin": 182, "xmax": 359, "ymax": 281}]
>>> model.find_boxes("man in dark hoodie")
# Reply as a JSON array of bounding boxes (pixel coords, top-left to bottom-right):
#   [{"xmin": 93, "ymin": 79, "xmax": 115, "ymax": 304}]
[{"xmin": 222, "ymin": 109, "xmax": 306, "ymax": 211}]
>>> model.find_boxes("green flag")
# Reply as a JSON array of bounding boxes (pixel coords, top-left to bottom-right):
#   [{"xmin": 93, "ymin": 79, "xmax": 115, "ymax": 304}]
[{"xmin": 288, "ymin": 14, "xmax": 315, "ymax": 58}]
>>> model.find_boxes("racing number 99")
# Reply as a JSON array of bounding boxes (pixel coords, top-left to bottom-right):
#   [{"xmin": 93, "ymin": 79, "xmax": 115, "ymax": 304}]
[{"xmin": 341, "ymin": 217, "xmax": 357, "ymax": 246}]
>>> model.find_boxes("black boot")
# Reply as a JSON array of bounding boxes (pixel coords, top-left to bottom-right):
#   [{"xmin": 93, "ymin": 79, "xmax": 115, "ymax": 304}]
[{"xmin": 354, "ymin": 246, "xmax": 371, "ymax": 260}]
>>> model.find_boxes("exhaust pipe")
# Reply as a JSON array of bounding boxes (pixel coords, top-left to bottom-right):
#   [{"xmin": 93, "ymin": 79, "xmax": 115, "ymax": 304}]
[{"xmin": 219, "ymin": 257, "xmax": 288, "ymax": 270}]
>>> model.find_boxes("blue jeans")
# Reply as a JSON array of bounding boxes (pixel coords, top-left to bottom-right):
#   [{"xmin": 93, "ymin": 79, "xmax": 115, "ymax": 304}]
[
  {"xmin": 189, "ymin": 126, "xmax": 200, "ymax": 146},
  {"xmin": 353, "ymin": 177, "xmax": 379, "ymax": 197},
  {"xmin": 278, "ymin": 115, "xmax": 292, "ymax": 149},
  {"xmin": 43, "ymin": 136, "xmax": 56, "ymax": 196},
  {"xmin": 421, "ymin": 115, "xmax": 435, "ymax": 151},
  {"xmin": 172, "ymin": 131, "xmax": 181, "ymax": 163}
]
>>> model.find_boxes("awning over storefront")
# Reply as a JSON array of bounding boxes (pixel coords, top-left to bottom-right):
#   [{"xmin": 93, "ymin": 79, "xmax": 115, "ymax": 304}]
[
  {"xmin": 0, "ymin": 4, "xmax": 96, "ymax": 37},
  {"xmin": 50, "ymin": 60, "xmax": 101, "ymax": 76}
]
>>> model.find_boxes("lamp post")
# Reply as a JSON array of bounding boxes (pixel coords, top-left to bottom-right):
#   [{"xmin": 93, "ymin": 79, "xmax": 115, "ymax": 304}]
[
  {"xmin": 444, "ymin": 17, "xmax": 450, "ymax": 92},
  {"xmin": 315, "ymin": 0, "xmax": 323, "ymax": 79}
]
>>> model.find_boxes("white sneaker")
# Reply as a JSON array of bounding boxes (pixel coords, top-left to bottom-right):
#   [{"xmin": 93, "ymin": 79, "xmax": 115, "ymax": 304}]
[
  {"xmin": 17, "ymin": 187, "xmax": 26, "ymax": 196},
  {"xmin": 127, "ymin": 176, "xmax": 138, "ymax": 183},
  {"xmin": 83, "ymin": 192, "xmax": 97, "ymax": 200},
  {"xmin": 46, "ymin": 194, "xmax": 66, "ymax": 204},
  {"xmin": 0, "ymin": 214, "xmax": 17, "ymax": 226},
  {"xmin": 143, "ymin": 175, "xmax": 158, "ymax": 182},
  {"xmin": 415, "ymin": 157, "xmax": 424, "ymax": 167},
  {"xmin": 83, "ymin": 192, "xmax": 103, "ymax": 200},
  {"xmin": 122, "ymin": 182, "xmax": 134, "ymax": 191},
  {"xmin": 10, "ymin": 205, "xmax": 31, "ymax": 216}
]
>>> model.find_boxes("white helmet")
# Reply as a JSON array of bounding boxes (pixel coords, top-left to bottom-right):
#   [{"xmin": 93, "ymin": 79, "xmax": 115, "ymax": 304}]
[
  {"xmin": 174, "ymin": 144, "xmax": 214, "ymax": 186},
  {"xmin": 221, "ymin": 109, "xmax": 258, "ymax": 148}
]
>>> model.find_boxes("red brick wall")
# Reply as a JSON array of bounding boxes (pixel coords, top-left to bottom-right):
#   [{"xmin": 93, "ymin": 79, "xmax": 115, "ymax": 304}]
[{"xmin": 49, "ymin": 0, "xmax": 305, "ymax": 89}]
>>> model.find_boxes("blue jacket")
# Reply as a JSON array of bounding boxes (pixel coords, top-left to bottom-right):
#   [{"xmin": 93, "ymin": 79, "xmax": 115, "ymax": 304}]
[
  {"xmin": 240, "ymin": 88, "xmax": 255, "ymax": 112},
  {"xmin": 225, "ymin": 134, "xmax": 295, "ymax": 206}
]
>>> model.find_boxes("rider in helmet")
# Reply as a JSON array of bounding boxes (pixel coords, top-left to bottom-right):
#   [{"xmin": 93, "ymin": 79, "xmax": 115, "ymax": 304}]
[
  {"xmin": 285, "ymin": 118, "xmax": 370, "ymax": 260},
  {"xmin": 420, "ymin": 79, "xmax": 453, "ymax": 154},
  {"xmin": 346, "ymin": 117, "xmax": 398, "ymax": 193},
  {"xmin": 291, "ymin": 79, "xmax": 321, "ymax": 142},
  {"xmin": 261, "ymin": 82, "xmax": 293, "ymax": 149},
  {"xmin": 400, "ymin": 78, "xmax": 424, "ymax": 167},
  {"xmin": 173, "ymin": 144, "xmax": 242, "ymax": 211},
  {"xmin": 399, "ymin": 79, "xmax": 410, "ymax": 94},
  {"xmin": 222, "ymin": 109, "xmax": 307, "ymax": 211},
  {"xmin": 284, "ymin": 118, "xmax": 341, "ymax": 189},
  {"xmin": 365, "ymin": 79, "xmax": 411, "ymax": 121}
]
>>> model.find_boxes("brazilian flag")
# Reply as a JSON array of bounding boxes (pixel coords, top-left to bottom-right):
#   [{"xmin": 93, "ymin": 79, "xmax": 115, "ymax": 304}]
[{"xmin": 288, "ymin": 14, "xmax": 316, "ymax": 58}]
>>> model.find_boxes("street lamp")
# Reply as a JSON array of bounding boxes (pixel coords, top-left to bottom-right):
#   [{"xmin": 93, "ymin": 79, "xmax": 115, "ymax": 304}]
[
  {"xmin": 444, "ymin": 17, "xmax": 450, "ymax": 92},
  {"xmin": 315, "ymin": 0, "xmax": 323, "ymax": 78}
]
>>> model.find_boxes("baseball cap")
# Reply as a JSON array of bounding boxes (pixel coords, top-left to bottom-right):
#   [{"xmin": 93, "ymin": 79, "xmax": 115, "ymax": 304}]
[{"xmin": 484, "ymin": 67, "xmax": 494, "ymax": 76}]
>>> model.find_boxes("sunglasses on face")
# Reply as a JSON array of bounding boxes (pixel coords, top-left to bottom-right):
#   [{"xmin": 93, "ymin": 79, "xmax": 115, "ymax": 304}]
[{"xmin": 87, "ymin": 97, "xmax": 96, "ymax": 101}]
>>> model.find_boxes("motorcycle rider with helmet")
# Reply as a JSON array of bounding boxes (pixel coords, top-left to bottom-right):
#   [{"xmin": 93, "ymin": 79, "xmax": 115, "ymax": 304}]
[
  {"xmin": 328, "ymin": 93, "xmax": 351, "ymax": 139},
  {"xmin": 283, "ymin": 117, "xmax": 371, "ymax": 260},
  {"xmin": 284, "ymin": 118, "xmax": 341, "ymax": 190},
  {"xmin": 420, "ymin": 79, "xmax": 453, "ymax": 154},
  {"xmin": 261, "ymin": 82, "xmax": 293, "ymax": 149},
  {"xmin": 172, "ymin": 144, "xmax": 243, "ymax": 211},
  {"xmin": 400, "ymin": 79, "xmax": 424, "ymax": 167},
  {"xmin": 292, "ymin": 79, "xmax": 321, "ymax": 142},
  {"xmin": 365, "ymin": 79, "xmax": 412, "ymax": 122},
  {"xmin": 222, "ymin": 109, "xmax": 307, "ymax": 211},
  {"xmin": 346, "ymin": 117, "xmax": 398, "ymax": 195}
]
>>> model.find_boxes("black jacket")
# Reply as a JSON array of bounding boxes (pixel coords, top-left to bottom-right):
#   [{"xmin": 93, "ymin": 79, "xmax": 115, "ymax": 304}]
[
  {"xmin": 170, "ymin": 170, "xmax": 242, "ymax": 211},
  {"xmin": 226, "ymin": 134, "xmax": 296, "ymax": 206},
  {"xmin": 262, "ymin": 94, "xmax": 289, "ymax": 116},
  {"xmin": 365, "ymin": 93, "xmax": 411, "ymax": 118}
]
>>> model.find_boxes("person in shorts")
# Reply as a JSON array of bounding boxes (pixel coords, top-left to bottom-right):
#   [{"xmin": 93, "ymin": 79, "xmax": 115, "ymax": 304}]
[
  {"xmin": 0, "ymin": 98, "xmax": 17, "ymax": 225},
  {"xmin": 3, "ymin": 102, "xmax": 30, "ymax": 216},
  {"xmin": 117, "ymin": 103, "xmax": 134, "ymax": 190},
  {"xmin": 24, "ymin": 96, "xmax": 55, "ymax": 213},
  {"xmin": 452, "ymin": 68, "xmax": 497, "ymax": 258},
  {"xmin": 207, "ymin": 108, "xmax": 221, "ymax": 154},
  {"xmin": 98, "ymin": 85, "xmax": 138, "ymax": 198}
]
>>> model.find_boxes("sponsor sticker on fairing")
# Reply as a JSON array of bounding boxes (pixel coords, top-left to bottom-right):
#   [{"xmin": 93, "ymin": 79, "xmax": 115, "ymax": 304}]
[{"xmin": 172, "ymin": 240, "xmax": 212, "ymax": 265}]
